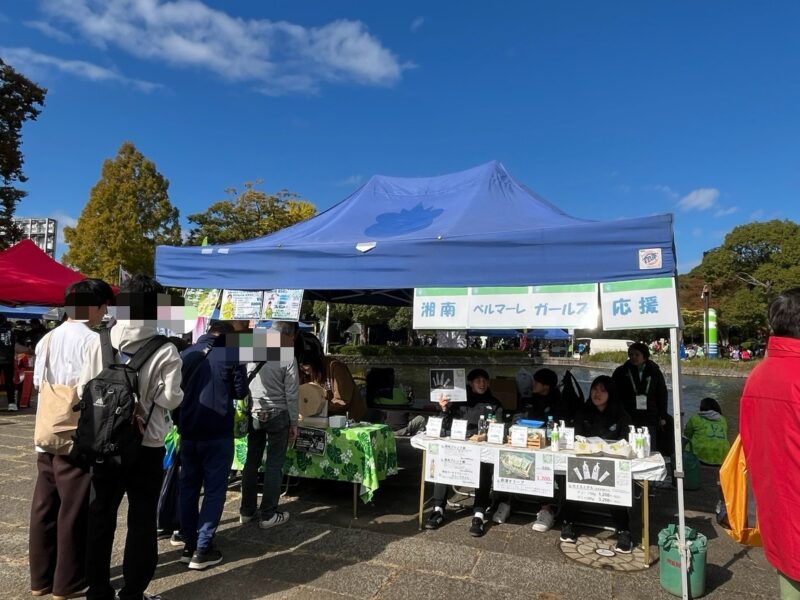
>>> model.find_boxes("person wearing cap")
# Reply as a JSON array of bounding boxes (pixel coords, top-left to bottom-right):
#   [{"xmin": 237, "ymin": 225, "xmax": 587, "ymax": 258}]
[
  {"xmin": 612, "ymin": 342, "xmax": 669, "ymax": 455},
  {"xmin": 424, "ymin": 368, "xmax": 503, "ymax": 537},
  {"xmin": 513, "ymin": 368, "xmax": 565, "ymax": 424}
]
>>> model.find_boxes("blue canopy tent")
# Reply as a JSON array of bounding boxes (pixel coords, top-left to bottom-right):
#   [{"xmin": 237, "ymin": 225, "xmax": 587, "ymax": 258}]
[
  {"xmin": 467, "ymin": 328, "xmax": 569, "ymax": 340},
  {"xmin": 156, "ymin": 161, "xmax": 675, "ymax": 303},
  {"xmin": 0, "ymin": 304, "xmax": 50, "ymax": 320}
]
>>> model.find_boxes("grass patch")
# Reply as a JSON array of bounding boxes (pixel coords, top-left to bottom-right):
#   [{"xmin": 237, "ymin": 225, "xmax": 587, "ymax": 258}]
[
  {"xmin": 582, "ymin": 351, "xmax": 759, "ymax": 372},
  {"xmin": 333, "ymin": 345, "xmax": 523, "ymax": 358}
]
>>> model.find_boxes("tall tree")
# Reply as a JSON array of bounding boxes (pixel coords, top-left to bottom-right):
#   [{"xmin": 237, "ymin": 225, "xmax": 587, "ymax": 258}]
[
  {"xmin": 63, "ymin": 142, "xmax": 181, "ymax": 281},
  {"xmin": 186, "ymin": 181, "xmax": 316, "ymax": 245},
  {"xmin": 0, "ymin": 59, "xmax": 46, "ymax": 249}
]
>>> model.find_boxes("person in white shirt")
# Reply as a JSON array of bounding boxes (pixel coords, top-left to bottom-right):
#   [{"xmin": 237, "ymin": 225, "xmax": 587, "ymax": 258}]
[{"xmin": 29, "ymin": 278, "xmax": 114, "ymax": 600}]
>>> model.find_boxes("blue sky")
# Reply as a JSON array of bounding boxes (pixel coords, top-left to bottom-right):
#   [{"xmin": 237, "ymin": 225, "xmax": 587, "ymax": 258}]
[{"xmin": 2, "ymin": 0, "xmax": 799, "ymax": 274}]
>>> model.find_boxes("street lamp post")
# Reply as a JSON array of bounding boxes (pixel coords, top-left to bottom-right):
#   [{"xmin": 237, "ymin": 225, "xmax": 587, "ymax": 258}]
[{"xmin": 701, "ymin": 285, "xmax": 710, "ymax": 357}]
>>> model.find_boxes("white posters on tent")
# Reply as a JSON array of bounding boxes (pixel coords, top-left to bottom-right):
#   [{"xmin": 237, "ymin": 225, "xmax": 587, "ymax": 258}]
[
  {"xmin": 262, "ymin": 289, "xmax": 304, "ymax": 321},
  {"xmin": 412, "ymin": 284, "xmax": 599, "ymax": 330},
  {"xmin": 424, "ymin": 440, "xmax": 482, "ymax": 487},
  {"xmin": 565, "ymin": 456, "xmax": 632, "ymax": 507},
  {"xmin": 493, "ymin": 449, "xmax": 555, "ymax": 497},
  {"xmin": 600, "ymin": 277, "xmax": 679, "ymax": 330},
  {"xmin": 429, "ymin": 368, "xmax": 467, "ymax": 403},
  {"xmin": 220, "ymin": 290, "xmax": 263, "ymax": 320},
  {"xmin": 184, "ymin": 289, "xmax": 221, "ymax": 318}
]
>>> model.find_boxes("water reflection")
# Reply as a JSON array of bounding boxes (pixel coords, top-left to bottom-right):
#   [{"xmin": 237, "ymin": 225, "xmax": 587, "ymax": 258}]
[{"xmin": 356, "ymin": 364, "xmax": 746, "ymax": 437}]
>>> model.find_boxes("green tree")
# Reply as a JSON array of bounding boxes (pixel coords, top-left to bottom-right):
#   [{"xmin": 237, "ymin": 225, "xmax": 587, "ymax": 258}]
[
  {"xmin": 63, "ymin": 142, "xmax": 181, "ymax": 281},
  {"xmin": 0, "ymin": 59, "xmax": 46, "ymax": 249},
  {"xmin": 186, "ymin": 181, "xmax": 316, "ymax": 245},
  {"xmin": 350, "ymin": 304, "xmax": 397, "ymax": 345}
]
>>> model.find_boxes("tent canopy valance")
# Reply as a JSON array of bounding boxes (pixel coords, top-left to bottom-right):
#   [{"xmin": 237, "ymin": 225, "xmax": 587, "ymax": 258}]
[{"xmin": 0, "ymin": 240, "xmax": 87, "ymax": 306}]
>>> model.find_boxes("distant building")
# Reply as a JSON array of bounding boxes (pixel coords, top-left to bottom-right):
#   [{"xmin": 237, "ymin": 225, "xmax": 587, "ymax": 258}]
[{"xmin": 13, "ymin": 217, "xmax": 57, "ymax": 258}]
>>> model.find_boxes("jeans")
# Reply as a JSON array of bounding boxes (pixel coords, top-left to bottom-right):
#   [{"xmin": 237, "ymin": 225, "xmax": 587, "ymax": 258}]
[
  {"xmin": 240, "ymin": 410, "xmax": 290, "ymax": 520},
  {"xmin": 86, "ymin": 446, "xmax": 165, "ymax": 600},
  {"xmin": 179, "ymin": 437, "xmax": 234, "ymax": 553}
]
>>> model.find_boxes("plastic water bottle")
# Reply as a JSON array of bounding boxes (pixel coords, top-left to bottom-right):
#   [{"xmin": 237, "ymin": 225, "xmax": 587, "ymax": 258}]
[
  {"xmin": 546, "ymin": 416, "xmax": 555, "ymax": 440},
  {"xmin": 478, "ymin": 415, "xmax": 486, "ymax": 435}
]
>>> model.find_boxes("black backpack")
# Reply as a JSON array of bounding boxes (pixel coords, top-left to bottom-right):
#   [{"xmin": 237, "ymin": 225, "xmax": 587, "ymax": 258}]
[
  {"xmin": 560, "ymin": 369, "xmax": 586, "ymax": 421},
  {"xmin": 73, "ymin": 328, "xmax": 170, "ymax": 465}
]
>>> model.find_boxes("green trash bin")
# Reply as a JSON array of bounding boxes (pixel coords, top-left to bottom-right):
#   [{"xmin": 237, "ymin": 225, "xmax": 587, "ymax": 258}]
[
  {"xmin": 659, "ymin": 524, "xmax": 708, "ymax": 598},
  {"xmin": 682, "ymin": 438, "xmax": 701, "ymax": 491}
]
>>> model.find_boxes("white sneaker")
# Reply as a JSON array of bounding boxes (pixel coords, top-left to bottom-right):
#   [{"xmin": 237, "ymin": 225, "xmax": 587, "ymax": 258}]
[
  {"xmin": 259, "ymin": 511, "xmax": 289, "ymax": 530},
  {"xmin": 532, "ymin": 507, "xmax": 555, "ymax": 532},
  {"xmin": 239, "ymin": 513, "xmax": 256, "ymax": 524},
  {"xmin": 7, "ymin": 403, "xmax": 18, "ymax": 411},
  {"xmin": 492, "ymin": 502, "xmax": 511, "ymax": 524}
]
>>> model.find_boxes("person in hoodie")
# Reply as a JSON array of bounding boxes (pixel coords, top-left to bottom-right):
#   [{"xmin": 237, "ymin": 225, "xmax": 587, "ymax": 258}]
[
  {"xmin": 560, "ymin": 375, "xmax": 635, "ymax": 554},
  {"xmin": 78, "ymin": 275, "xmax": 183, "ymax": 600},
  {"xmin": 177, "ymin": 321, "xmax": 247, "ymax": 570},
  {"xmin": 424, "ymin": 368, "xmax": 503, "ymax": 537},
  {"xmin": 612, "ymin": 342, "xmax": 670, "ymax": 455},
  {"xmin": 683, "ymin": 397, "xmax": 730, "ymax": 465}
]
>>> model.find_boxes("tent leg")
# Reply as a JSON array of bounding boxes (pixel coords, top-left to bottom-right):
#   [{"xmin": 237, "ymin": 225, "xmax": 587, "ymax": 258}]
[
  {"xmin": 670, "ymin": 327, "xmax": 690, "ymax": 600},
  {"xmin": 324, "ymin": 302, "xmax": 331, "ymax": 355}
]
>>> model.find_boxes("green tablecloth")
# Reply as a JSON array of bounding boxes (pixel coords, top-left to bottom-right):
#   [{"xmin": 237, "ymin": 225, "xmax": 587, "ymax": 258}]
[{"xmin": 233, "ymin": 423, "xmax": 398, "ymax": 503}]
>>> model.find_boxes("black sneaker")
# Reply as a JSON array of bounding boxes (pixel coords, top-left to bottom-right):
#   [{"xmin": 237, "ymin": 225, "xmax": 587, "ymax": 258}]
[
  {"xmin": 188, "ymin": 547, "xmax": 223, "ymax": 570},
  {"xmin": 169, "ymin": 531, "xmax": 184, "ymax": 547},
  {"xmin": 615, "ymin": 530, "xmax": 633, "ymax": 554},
  {"xmin": 425, "ymin": 510, "xmax": 445, "ymax": 530},
  {"xmin": 559, "ymin": 522, "xmax": 578, "ymax": 543},
  {"xmin": 469, "ymin": 516, "xmax": 486, "ymax": 537},
  {"xmin": 180, "ymin": 548, "xmax": 193, "ymax": 564}
]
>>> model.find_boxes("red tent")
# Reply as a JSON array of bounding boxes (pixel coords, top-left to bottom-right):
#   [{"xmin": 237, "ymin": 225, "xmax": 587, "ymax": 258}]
[{"xmin": 0, "ymin": 240, "xmax": 87, "ymax": 306}]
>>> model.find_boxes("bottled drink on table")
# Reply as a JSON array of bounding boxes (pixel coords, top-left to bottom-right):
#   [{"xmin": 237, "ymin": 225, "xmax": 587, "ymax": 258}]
[
  {"xmin": 546, "ymin": 415, "xmax": 555, "ymax": 440},
  {"xmin": 478, "ymin": 415, "xmax": 486, "ymax": 436}
]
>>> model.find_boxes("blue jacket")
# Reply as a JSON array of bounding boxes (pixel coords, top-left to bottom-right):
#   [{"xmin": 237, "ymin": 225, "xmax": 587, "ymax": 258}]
[{"xmin": 178, "ymin": 333, "xmax": 248, "ymax": 441}]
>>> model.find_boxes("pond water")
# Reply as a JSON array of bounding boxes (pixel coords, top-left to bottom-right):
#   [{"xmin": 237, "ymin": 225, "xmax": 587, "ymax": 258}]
[{"xmin": 353, "ymin": 364, "xmax": 746, "ymax": 437}]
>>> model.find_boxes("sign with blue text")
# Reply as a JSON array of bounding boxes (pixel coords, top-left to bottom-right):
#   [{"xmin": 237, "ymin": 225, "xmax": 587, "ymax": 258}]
[{"xmin": 600, "ymin": 277, "xmax": 679, "ymax": 329}]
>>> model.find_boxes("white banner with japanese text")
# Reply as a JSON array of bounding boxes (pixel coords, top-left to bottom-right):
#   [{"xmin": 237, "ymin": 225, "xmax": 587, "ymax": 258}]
[
  {"xmin": 565, "ymin": 456, "xmax": 632, "ymax": 507},
  {"xmin": 600, "ymin": 277, "xmax": 679, "ymax": 329}
]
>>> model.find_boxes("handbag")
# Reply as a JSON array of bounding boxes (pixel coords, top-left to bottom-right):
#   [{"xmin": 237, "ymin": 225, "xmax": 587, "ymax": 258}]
[
  {"xmin": 33, "ymin": 333, "xmax": 80, "ymax": 455},
  {"xmin": 237, "ymin": 362, "xmax": 266, "ymax": 437}
]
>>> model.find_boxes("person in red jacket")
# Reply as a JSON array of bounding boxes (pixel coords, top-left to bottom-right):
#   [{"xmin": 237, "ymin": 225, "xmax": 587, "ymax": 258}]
[{"xmin": 740, "ymin": 288, "xmax": 800, "ymax": 597}]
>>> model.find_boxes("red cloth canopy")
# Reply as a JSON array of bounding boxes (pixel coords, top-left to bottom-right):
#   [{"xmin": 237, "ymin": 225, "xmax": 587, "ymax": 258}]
[{"xmin": 0, "ymin": 240, "xmax": 87, "ymax": 306}]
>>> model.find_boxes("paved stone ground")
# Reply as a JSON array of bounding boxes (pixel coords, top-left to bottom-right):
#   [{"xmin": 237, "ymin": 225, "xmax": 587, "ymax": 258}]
[{"xmin": 0, "ymin": 402, "xmax": 779, "ymax": 600}]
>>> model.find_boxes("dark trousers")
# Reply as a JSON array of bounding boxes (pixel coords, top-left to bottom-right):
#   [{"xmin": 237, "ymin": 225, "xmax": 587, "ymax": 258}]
[
  {"xmin": 1, "ymin": 362, "xmax": 14, "ymax": 404},
  {"xmin": 179, "ymin": 437, "xmax": 234, "ymax": 553},
  {"xmin": 86, "ymin": 446, "xmax": 165, "ymax": 600},
  {"xmin": 240, "ymin": 411, "xmax": 289, "ymax": 519},
  {"xmin": 29, "ymin": 452, "xmax": 91, "ymax": 596},
  {"xmin": 432, "ymin": 462, "xmax": 494, "ymax": 514}
]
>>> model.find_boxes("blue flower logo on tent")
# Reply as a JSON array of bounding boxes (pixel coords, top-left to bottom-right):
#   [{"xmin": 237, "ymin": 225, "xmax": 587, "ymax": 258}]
[{"xmin": 364, "ymin": 203, "xmax": 445, "ymax": 238}]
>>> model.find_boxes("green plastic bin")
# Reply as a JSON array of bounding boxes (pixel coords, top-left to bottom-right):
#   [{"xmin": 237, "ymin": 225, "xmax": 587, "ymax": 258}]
[
  {"xmin": 659, "ymin": 525, "xmax": 707, "ymax": 598},
  {"xmin": 682, "ymin": 438, "xmax": 701, "ymax": 491}
]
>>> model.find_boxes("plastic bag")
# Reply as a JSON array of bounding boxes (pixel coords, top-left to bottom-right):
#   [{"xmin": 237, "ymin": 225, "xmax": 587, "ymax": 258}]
[{"xmin": 717, "ymin": 435, "xmax": 761, "ymax": 546}]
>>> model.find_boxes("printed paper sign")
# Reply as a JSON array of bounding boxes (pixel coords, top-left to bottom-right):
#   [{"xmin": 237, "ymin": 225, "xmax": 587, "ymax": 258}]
[
  {"xmin": 294, "ymin": 427, "xmax": 326, "ymax": 456},
  {"xmin": 184, "ymin": 289, "xmax": 221, "ymax": 318},
  {"xmin": 528, "ymin": 284, "xmax": 599, "ymax": 329},
  {"xmin": 220, "ymin": 290, "xmax": 264, "ymax": 320},
  {"xmin": 262, "ymin": 289, "xmax": 304, "ymax": 321},
  {"xmin": 566, "ymin": 456, "xmax": 632, "ymax": 507},
  {"xmin": 413, "ymin": 288, "xmax": 469, "ymax": 329},
  {"xmin": 468, "ymin": 287, "xmax": 531, "ymax": 329},
  {"xmin": 560, "ymin": 427, "xmax": 576, "ymax": 450},
  {"xmin": 510, "ymin": 426, "xmax": 528, "ymax": 448},
  {"xmin": 600, "ymin": 277, "xmax": 679, "ymax": 329},
  {"xmin": 424, "ymin": 440, "xmax": 482, "ymax": 487},
  {"xmin": 425, "ymin": 417, "xmax": 443, "ymax": 438},
  {"xmin": 493, "ymin": 449, "xmax": 555, "ymax": 497},
  {"xmin": 487, "ymin": 423, "xmax": 505, "ymax": 445},
  {"xmin": 429, "ymin": 368, "xmax": 467, "ymax": 403},
  {"xmin": 450, "ymin": 419, "xmax": 468, "ymax": 441}
]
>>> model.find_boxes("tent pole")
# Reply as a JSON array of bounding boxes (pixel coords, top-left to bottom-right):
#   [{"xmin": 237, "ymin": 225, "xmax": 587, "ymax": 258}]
[
  {"xmin": 323, "ymin": 302, "xmax": 331, "ymax": 355},
  {"xmin": 670, "ymin": 327, "xmax": 689, "ymax": 600}
]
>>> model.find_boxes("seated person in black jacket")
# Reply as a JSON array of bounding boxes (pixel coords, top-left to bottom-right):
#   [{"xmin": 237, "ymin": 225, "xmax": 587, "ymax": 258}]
[
  {"xmin": 514, "ymin": 368, "xmax": 564, "ymax": 423},
  {"xmin": 559, "ymin": 375, "xmax": 635, "ymax": 553},
  {"xmin": 424, "ymin": 368, "xmax": 503, "ymax": 537}
]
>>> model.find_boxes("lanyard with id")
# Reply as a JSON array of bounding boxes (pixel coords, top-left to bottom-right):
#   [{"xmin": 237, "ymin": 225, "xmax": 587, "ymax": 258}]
[{"xmin": 628, "ymin": 370, "xmax": 651, "ymax": 411}]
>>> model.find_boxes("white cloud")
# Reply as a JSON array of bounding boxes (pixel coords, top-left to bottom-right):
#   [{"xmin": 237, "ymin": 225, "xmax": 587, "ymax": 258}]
[
  {"xmin": 410, "ymin": 17, "xmax": 425, "ymax": 33},
  {"xmin": 336, "ymin": 174, "xmax": 364, "ymax": 187},
  {"xmin": 648, "ymin": 184, "xmax": 679, "ymax": 200},
  {"xmin": 677, "ymin": 187, "xmax": 720, "ymax": 212},
  {"xmin": 0, "ymin": 47, "xmax": 162, "ymax": 92},
  {"xmin": 714, "ymin": 206, "xmax": 739, "ymax": 217},
  {"xmin": 23, "ymin": 20, "xmax": 74, "ymax": 43},
  {"xmin": 38, "ymin": 0, "xmax": 408, "ymax": 94}
]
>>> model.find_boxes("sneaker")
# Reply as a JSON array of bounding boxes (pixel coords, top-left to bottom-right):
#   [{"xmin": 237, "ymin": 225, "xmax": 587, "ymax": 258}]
[
  {"xmin": 143, "ymin": 594, "xmax": 163, "ymax": 600},
  {"xmin": 425, "ymin": 510, "xmax": 445, "ymax": 530},
  {"xmin": 169, "ymin": 531, "xmax": 184, "ymax": 546},
  {"xmin": 259, "ymin": 511, "xmax": 289, "ymax": 530},
  {"xmin": 559, "ymin": 522, "xmax": 578, "ymax": 543},
  {"xmin": 8, "ymin": 403, "xmax": 18, "ymax": 411},
  {"xmin": 615, "ymin": 530, "xmax": 634, "ymax": 554},
  {"xmin": 52, "ymin": 588, "xmax": 88, "ymax": 600},
  {"xmin": 179, "ymin": 548, "xmax": 193, "ymax": 564},
  {"xmin": 188, "ymin": 547, "xmax": 223, "ymax": 570},
  {"xmin": 31, "ymin": 587, "xmax": 53, "ymax": 597},
  {"xmin": 532, "ymin": 507, "xmax": 555, "ymax": 532},
  {"xmin": 492, "ymin": 501, "xmax": 511, "ymax": 524},
  {"xmin": 468, "ymin": 516, "xmax": 486, "ymax": 537},
  {"xmin": 239, "ymin": 512, "xmax": 256, "ymax": 524}
]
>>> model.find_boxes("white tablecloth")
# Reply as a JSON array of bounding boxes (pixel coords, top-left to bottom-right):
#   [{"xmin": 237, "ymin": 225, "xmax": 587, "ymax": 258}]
[{"xmin": 410, "ymin": 433, "xmax": 667, "ymax": 481}]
